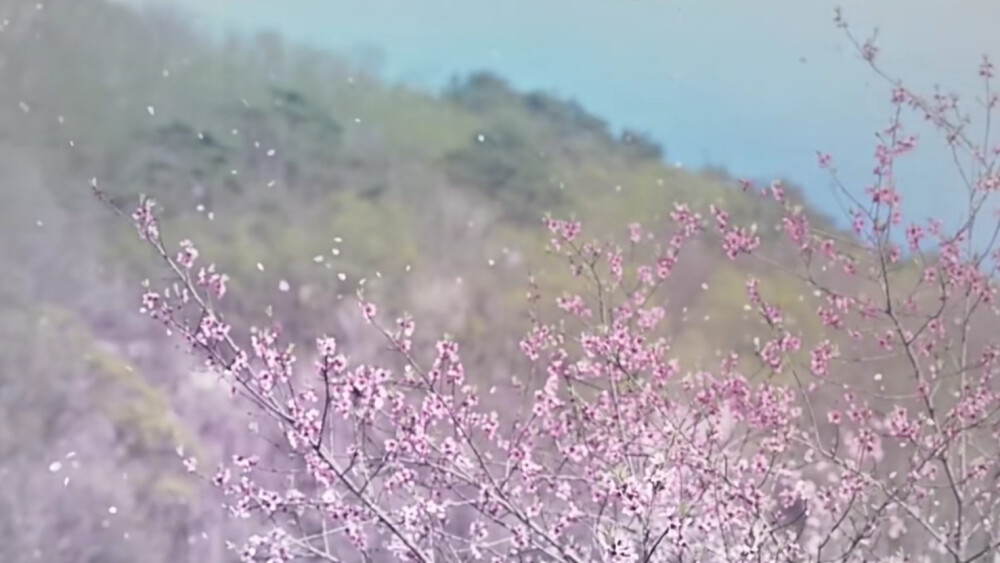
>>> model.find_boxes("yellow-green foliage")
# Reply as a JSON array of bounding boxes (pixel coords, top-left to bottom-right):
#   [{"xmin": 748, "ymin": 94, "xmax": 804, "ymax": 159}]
[
  {"xmin": 321, "ymin": 190, "xmax": 422, "ymax": 271},
  {"xmin": 85, "ymin": 348, "xmax": 185, "ymax": 451},
  {"xmin": 1, "ymin": 304, "xmax": 199, "ymax": 500},
  {"xmin": 570, "ymin": 166, "xmax": 780, "ymax": 241},
  {"xmin": 141, "ymin": 189, "xmax": 422, "ymax": 337},
  {"xmin": 670, "ymin": 262, "xmax": 824, "ymax": 379},
  {"xmin": 82, "ymin": 337, "xmax": 201, "ymax": 502},
  {"xmin": 347, "ymin": 87, "xmax": 482, "ymax": 158},
  {"xmin": 489, "ymin": 221, "xmax": 591, "ymax": 311}
]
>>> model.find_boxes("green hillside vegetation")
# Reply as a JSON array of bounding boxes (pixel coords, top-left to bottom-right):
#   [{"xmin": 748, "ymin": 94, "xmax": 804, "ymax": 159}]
[
  {"xmin": 0, "ymin": 0, "xmax": 912, "ymax": 433},
  {"xmin": 4, "ymin": 0, "xmax": 904, "ymax": 406}
]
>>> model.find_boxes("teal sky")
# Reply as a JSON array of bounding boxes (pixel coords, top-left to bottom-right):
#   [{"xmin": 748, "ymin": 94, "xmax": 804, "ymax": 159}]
[{"xmin": 118, "ymin": 0, "xmax": 1000, "ymax": 228}]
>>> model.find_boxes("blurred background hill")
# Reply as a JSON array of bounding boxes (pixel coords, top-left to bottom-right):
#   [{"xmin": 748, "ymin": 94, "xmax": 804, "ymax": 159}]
[{"xmin": 0, "ymin": 0, "xmax": 993, "ymax": 561}]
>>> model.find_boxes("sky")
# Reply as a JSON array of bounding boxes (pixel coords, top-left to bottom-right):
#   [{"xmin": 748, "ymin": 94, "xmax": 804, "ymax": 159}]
[{"xmin": 117, "ymin": 0, "xmax": 1000, "ymax": 229}]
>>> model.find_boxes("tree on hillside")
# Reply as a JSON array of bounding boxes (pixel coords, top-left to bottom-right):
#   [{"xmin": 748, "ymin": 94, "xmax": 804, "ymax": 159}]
[
  {"xmin": 445, "ymin": 72, "xmax": 521, "ymax": 113},
  {"xmin": 444, "ymin": 124, "xmax": 562, "ymax": 219}
]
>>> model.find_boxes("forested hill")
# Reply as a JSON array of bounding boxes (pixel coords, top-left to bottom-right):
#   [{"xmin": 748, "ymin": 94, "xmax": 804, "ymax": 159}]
[{"xmin": 0, "ymin": 0, "xmax": 870, "ymax": 561}]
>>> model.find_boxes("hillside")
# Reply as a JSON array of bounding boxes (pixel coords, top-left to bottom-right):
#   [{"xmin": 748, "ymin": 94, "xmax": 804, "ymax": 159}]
[{"xmin": 0, "ymin": 0, "xmax": 951, "ymax": 561}]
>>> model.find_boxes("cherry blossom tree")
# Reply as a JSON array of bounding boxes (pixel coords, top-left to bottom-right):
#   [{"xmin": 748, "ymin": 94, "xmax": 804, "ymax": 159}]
[{"xmin": 97, "ymin": 11, "xmax": 1000, "ymax": 563}]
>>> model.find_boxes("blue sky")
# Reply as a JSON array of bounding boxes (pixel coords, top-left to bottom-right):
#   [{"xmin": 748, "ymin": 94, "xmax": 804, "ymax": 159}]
[{"xmin": 119, "ymin": 0, "xmax": 1000, "ymax": 229}]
